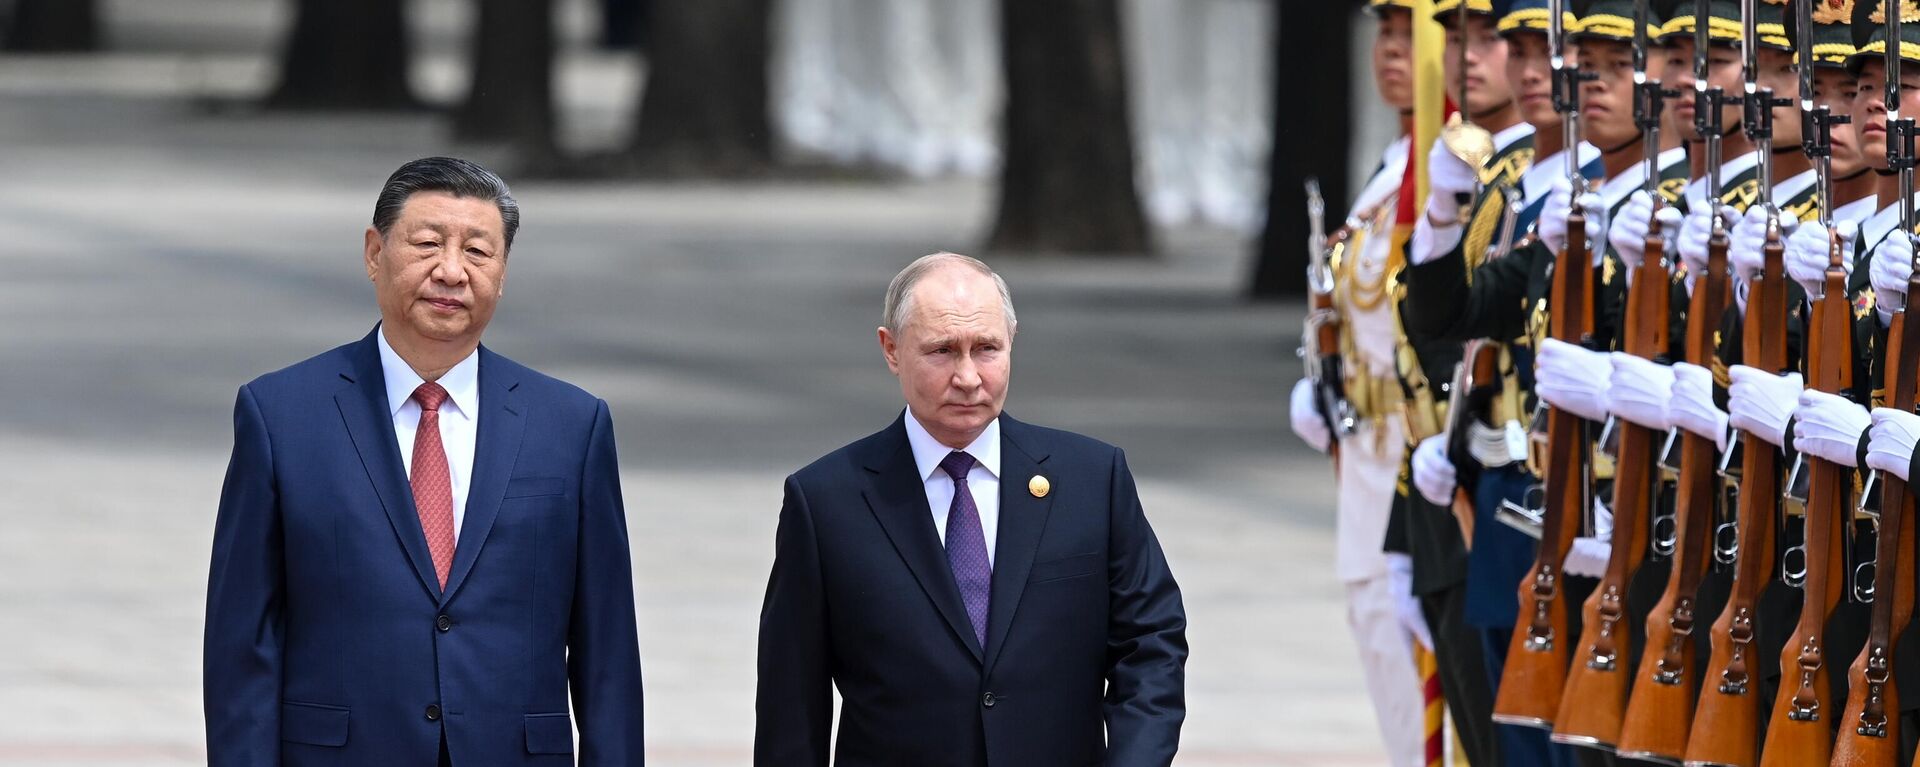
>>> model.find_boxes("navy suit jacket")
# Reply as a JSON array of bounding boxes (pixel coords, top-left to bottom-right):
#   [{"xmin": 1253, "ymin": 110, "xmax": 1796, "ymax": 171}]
[
  {"xmin": 755, "ymin": 414, "xmax": 1187, "ymax": 767},
  {"xmin": 204, "ymin": 328, "xmax": 645, "ymax": 766}
]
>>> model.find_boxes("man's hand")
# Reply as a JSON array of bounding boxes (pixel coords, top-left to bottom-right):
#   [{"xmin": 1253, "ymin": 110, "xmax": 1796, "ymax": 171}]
[
  {"xmin": 1793, "ymin": 389, "xmax": 1872, "ymax": 467},
  {"xmin": 1288, "ymin": 378, "xmax": 1332, "ymax": 454},
  {"xmin": 1385, "ymin": 553, "xmax": 1433, "ymax": 651},
  {"xmin": 1727, "ymin": 366, "xmax": 1803, "ymax": 448},
  {"xmin": 1786, "ymin": 219, "xmax": 1856, "ymax": 295},
  {"xmin": 1609, "ymin": 190, "xmax": 1657, "ymax": 271},
  {"xmin": 1730, "ymin": 206, "xmax": 1797, "ymax": 283},
  {"xmin": 1872, "ymin": 233, "xmax": 1915, "ymax": 323},
  {"xmin": 1536, "ymin": 338, "xmax": 1611, "ymax": 422},
  {"xmin": 1413, "ymin": 434, "xmax": 1457, "ymax": 507},
  {"xmin": 1670, "ymin": 362, "xmax": 1729, "ymax": 451},
  {"xmin": 1610, "ymin": 352, "xmax": 1675, "ymax": 430},
  {"xmin": 1866, "ymin": 408, "xmax": 1920, "ymax": 481}
]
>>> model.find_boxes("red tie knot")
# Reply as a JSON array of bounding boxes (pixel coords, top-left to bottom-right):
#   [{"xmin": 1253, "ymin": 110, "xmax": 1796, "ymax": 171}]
[{"xmin": 413, "ymin": 381, "xmax": 450, "ymax": 412}]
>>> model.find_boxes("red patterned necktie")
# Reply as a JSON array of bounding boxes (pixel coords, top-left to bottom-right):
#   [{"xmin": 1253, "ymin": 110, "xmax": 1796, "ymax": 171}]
[{"xmin": 410, "ymin": 382, "xmax": 457, "ymax": 590}]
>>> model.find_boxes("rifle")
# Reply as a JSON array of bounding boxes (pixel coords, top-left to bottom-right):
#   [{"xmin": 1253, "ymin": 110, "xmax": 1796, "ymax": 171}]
[
  {"xmin": 1553, "ymin": 0, "xmax": 1672, "ymax": 749},
  {"xmin": 1301, "ymin": 177, "xmax": 1355, "ymax": 464},
  {"xmin": 1831, "ymin": 3, "xmax": 1920, "ymax": 761},
  {"xmin": 1685, "ymin": 2, "xmax": 1794, "ymax": 763},
  {"xmin": 1490, "ymin": 0, "xmax": 1597, "ymax": 729},
  {"xmin": 1757, "ymin": 5, "xmax": 1864, "ymax": 762},
  {"xmin": 1616, "ymin": 0, "xmax": 1733, "ymax": 760}
]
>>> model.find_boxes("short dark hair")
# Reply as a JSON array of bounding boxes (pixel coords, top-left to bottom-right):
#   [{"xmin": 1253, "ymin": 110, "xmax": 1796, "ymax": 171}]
[{"xmin": 372, "ymin": 156, "xmax": 521, "ymax": 250}]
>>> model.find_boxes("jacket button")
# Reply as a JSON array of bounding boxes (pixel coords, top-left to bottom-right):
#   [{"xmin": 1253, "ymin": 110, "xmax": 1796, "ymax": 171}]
[
  {"xmin": 425, "ymin": 703, "xmax": 441, "ymax": 721},
  {"xmin": 436, "ymin": 615, "xmax": 453, "ymax": 632},
  {"xmin": 982, "ymin": 692, "xmax": 996, "ymax": 709}
]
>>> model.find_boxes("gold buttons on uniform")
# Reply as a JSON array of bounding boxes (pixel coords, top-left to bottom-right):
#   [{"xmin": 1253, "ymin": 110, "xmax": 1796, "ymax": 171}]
[{"xmin": 1029, "ymin": 475, "xmax": 1050, "ymax": 498}]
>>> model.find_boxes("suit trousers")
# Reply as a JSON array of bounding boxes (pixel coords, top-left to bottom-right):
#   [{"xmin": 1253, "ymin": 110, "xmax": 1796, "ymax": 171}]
[
  {"xmin": 1346, "ymin": 575, "xmax": 1426, "ymax": 767},
  {"xmin": 1421, "ymin": 584, "xmax": 1500, "ymax": 766}
]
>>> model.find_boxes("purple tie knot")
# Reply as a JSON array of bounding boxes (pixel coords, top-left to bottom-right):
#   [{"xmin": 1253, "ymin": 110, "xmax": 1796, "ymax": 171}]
[{"xmin": 939, "ymin": 451, "xmax": 977, "ymax": 482}]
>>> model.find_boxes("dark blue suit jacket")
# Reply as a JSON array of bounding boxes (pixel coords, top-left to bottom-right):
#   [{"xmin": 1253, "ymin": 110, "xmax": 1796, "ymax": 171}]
[
  {"xmin": 204, "ymin": 328, "xmax": 645, "ymax": 766},
  {"xmin": 755, "ymin": 414, "xmax": 1187, "ymax": 767}
]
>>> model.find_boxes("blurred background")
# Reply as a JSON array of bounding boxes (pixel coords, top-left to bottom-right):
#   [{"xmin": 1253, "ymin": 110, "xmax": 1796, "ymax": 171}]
[{"xmin": 0, "ymin": 0, "xmax": 1388, "ymax": 764}]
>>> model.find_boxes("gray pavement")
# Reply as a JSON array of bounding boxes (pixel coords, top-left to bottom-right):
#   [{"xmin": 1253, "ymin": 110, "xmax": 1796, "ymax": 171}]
[{"xmin": 0, "ymin": 9, "xmax": 1377, "ymax": 766}]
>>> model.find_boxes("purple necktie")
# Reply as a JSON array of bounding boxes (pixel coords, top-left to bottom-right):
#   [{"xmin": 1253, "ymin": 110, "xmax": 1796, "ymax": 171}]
[{"xmin": 940, "ymin": 451, "xmax": 992, "ymax": 649}]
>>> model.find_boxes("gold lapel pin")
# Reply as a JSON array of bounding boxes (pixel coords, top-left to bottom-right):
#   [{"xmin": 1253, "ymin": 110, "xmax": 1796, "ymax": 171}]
[{"xmin": 1029, "ymin": 475, "xmax": 1050, "ymax": 498}]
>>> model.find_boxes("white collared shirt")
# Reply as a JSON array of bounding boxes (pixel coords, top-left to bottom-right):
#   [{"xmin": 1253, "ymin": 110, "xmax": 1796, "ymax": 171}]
[
  {"xmin": 378, "ymin": 327, "xmax": 481, "ymax": 539},
  {"xmin": 1521, "ymin": 142, "xmax": 1601, "ymax": 206},
  {"xmin": 904, "ymin": 409, "xmax": 1002, "ymax": 567},
  {"xmin": 1774, "ymin": 168, "xmax": 1819, "ymax": 210},
  {"xmin": 1834, "ymin": 194, "xmax": 1880, "ymax": 225},
  {"xmin": 1860, "ymin": 193, "xmax": 1920, "ymax": 252}
]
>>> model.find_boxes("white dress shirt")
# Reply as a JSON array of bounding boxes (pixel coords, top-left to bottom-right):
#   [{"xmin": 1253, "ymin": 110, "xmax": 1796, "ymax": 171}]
[
  {"xmin": 904, "ymin": 409, "xmax": 1002, "ymax": 567},
  {"xmin": 378, "ymin": 327, "xmax": 480, "ymax": 540}
]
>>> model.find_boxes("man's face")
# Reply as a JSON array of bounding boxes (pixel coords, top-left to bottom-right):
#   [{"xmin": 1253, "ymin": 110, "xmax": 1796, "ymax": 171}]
[
  {"xmin": 1815, "ymin": 67, "xmax": 1866, "ymax": 176},
  {"xmin": 878, "ymin": 267, "xmax": 1013, "ymax": 448},
  {"xmin": 1507, "ymin": 32, "xmax": 1559, "ymax": 129},
  {"xmin": 1665, "ymin": 38, "xmax": 1743, "ymax": 141},
  {"xmin": 364, "ymin": 191, "xmax": 508, "ymax": 352},
  {"xmin": 1374, "ymin": 9, "xmax": 1415, "ymax": 111},
  {"xmin": 1444, "ymin": 16, "xmax": 1514, "ymax": 116},
  {"xmin": 1757, "ymin": 48, "xmax": 1803, "ymax": 147},
  {"xmin": 1852, "ymin": 61, "xmax": 1920, "ymax": 171},
  {"xmin": 1577, "ymin": 38, "xmax": 1640, "ymax": 148}
]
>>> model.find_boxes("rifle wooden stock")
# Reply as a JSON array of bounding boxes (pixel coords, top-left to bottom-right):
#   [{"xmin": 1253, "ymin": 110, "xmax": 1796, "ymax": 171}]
[
  {"xmin": 1491, "ymin": 202, "xmax": 1593, "ymax": 729},
  {"xmin": 1684, "ymin": 230, "xmax": 1788, "ymax": 767},
  {"xmin": 1553, "ymin": 206, "xmax": 1672, "ymax": 751},
  {"xmin": 1757, "ymin": 235, "xmax": 1856, "ymax": 767},
  {"xmin": 1617, "ymin": 220, "xmax": 1729, "ymax": 764},
  {"xmin": 1831, "ymin": 268, "xmax": 1920, "ymax": 767}
]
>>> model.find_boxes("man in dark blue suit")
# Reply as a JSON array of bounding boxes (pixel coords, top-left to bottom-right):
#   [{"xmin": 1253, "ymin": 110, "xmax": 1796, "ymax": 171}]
[
  {"xmin": 755, "ymin": 253, "xmax": 1188, "ymax": 766},
  {"xmin": 203, "ymin": 157, "xmax": 645, "ymax": 766}
]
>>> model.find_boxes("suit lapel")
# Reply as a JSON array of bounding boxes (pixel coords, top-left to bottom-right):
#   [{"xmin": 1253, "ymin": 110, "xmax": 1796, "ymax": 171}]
[
  {"xmin": 334, "ymin": 329, "xmax": 440, "ymax": 600},
  {"xmin": 861, "ymin": 417, "xmax": 985, "ymax": 664},
  {"xmin": 983, "ymin": 415, "xmax": 1053, "ymax": 673},
  {"xmin": 442, "ymin": 346, "xmax": 526, "ymax": 604}
]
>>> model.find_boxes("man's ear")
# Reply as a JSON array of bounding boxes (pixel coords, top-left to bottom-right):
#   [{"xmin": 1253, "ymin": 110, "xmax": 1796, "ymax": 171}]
[
  {"xmin": 364, "ymin": 226, "xmax": 383, "ymax": 282},
  {"xmin": 878, "ymin": 326, "xmax": 901, "ymax": 375}
]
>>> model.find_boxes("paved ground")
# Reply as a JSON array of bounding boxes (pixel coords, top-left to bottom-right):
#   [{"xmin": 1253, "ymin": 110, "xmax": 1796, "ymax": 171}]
[{"xmin": 0, "ymin": 6, "xmax": 1379, "ymax": 766}]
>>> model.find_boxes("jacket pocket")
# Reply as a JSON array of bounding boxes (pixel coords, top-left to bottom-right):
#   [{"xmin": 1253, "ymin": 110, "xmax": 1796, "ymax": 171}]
[
  {"xmin": 525, "ymin": 712, "xmax": 574, "ymax": 755},
  {"xmin": 1028, "ymin": 552, "xmax": 1101, "ymax": 584},
  {"xmin": 505, "ymin": 476, "xmax": 567, "ymax": 499},
  {"xmin": 281, "ymin": 701, "xmax": 349, "ymax": 747}
]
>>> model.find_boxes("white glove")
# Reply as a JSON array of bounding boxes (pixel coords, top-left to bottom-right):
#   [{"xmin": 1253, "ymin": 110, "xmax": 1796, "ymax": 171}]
[
  {"xmin": 1609, "ymin": 190, "xmax": 1657, "ymax": 270},
  {"xmin": 1610, "ymin": 352, "xmax": 1676, "ymax": 430},
  {"xmin": 1412, "ymin": 433, "xmax": 1457, "ymax": 507},
  {"xmin": 1670, "ymin": 362, "xmax": 1729, "ymax": 451},
  {"xmin": 1866, "ymin": 408, "xmax": 1920, "ymax": 482},
  {"xmin": 1386, "ymin": 552, "xmax": 1434, "ymax": 650},
  {"xmin": 1678, "ymin": 204, "xmax": 1738, "ymax": 287},
  {"xmin": 1793, "ymin": 388, "xmax": 1872, "ymax": 467},
  {"xmin": 1289, "ymin": 378, "xmax": 1332, "ymax": 453},
  {"xmin": 1786, "ymin": 219, "xmax": 1857, "ymax": 296},
  {"xmin": 1730, "ymin": 205, "xmax": 1799, "ymax": 283},
  {"xmin": 1727, "ymin": 366, "xmax": 1804, "ymax": 448},
  {"xmin": 1872, "ymin": 232, "xmax": 1914, "ymax": 324},
  {"xmin": 1425, "ymin": 138, "xmax": 1479, "ymax": 226},
  {"xmin": 1563, "ymin": 499, "xmax": 1613, "ymax": 578},
  {"xmin": 1539, "ymin": 178, "xmax": 1610, "ymax": 266},
  {"xmin": 1535, "ymin": 337, "xmax": 1612, "ymax": 421}
]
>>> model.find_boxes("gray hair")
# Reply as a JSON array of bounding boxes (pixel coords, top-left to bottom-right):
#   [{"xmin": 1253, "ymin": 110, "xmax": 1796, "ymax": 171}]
[
  {"xmin": 372, "ymin": 156, "xmax": 521, "ymax": 251},
  {"xmin": 882, "ymin": 252, "xmax": 1018, "ymax": 334}
]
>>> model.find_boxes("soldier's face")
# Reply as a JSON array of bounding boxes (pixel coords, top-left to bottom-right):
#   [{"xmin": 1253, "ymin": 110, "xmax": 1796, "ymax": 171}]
[
  {"xmin": 1756, "ymin": 48, "xmax": 1802, "ymax": 147},
  {"xmin": 1814, "ymin": 68, "xmax": 1866, "ymax": 177},
  {"xmin": 1663, "ymin": 38, "xmax": 1743, "ymax": 142},
  {"xmin": 1577, "ymin": 39, "xmax": 1639, "ymax": 150},
  {"xmin": 1444, "ymin": 16, "xmax": 1513, "ymax": 116},
  {"xmin": 1849, "ymin": 61, "xmax": 1920, "ymax": 170},
  {"xmin": 1373, "ymin": 9, "xmax": 1414, "ymax": 111},
  {"xmin": 1505, "ymin": 32, "xmax": 1559, "ymax": 129}
]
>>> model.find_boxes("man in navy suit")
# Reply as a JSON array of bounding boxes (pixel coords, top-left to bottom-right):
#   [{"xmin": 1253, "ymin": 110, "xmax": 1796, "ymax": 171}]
[
  {"xmin": 754, "ymin": 253, "xmax": 1188, "ymax": 766},
  {"xmin": 203, "ymin": 157, "xmax": 645, "ymax": 766}
]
